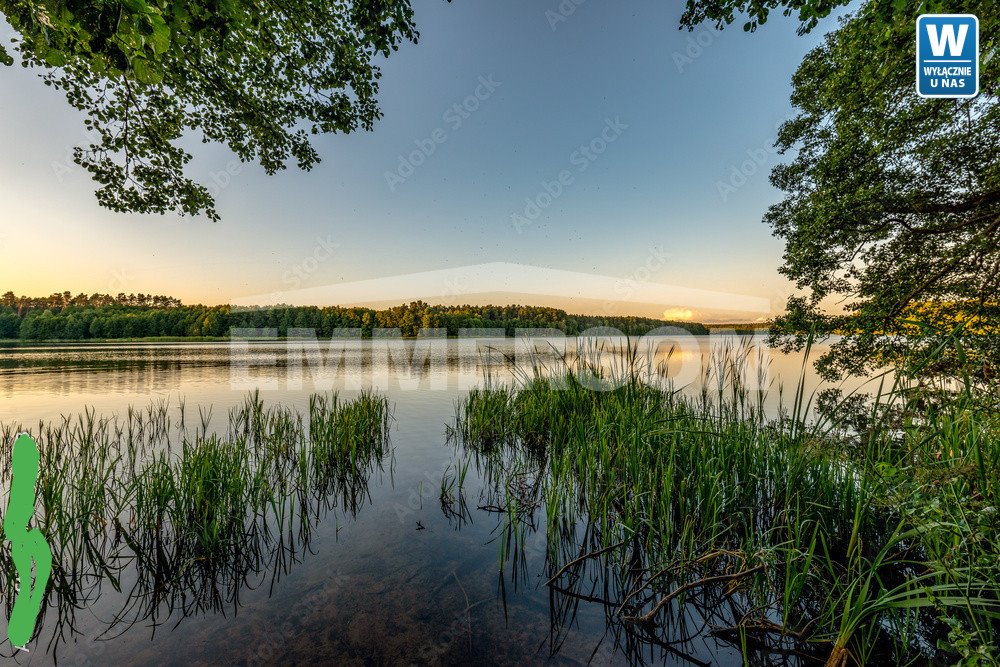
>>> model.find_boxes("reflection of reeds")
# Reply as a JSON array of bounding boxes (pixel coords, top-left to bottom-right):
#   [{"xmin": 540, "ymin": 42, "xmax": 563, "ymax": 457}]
[
  {"xmin": 0, "ymin": 390, "xmax": 392, "ymax": 657},
  {"xmin": 450, "ymin": 339, "xmax": 1000, "ymax": 665}
]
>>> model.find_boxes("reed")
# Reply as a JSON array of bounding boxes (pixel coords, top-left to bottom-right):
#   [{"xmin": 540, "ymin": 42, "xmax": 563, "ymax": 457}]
[
  {"xmin": 450, "ymin": 338, "xmax": 1000, "ymax": 665},
  {"xmin": 0, "ymin": 390, "xmax": 392, "ymax": 655}
]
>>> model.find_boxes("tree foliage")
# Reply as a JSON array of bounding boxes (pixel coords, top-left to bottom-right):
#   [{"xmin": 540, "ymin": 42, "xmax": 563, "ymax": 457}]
[
  {"xmin": 679, "ymin": 0, "xmax": 954, "ymax": 33},
  {"xmin": 683, "ymin": 0, "xmax": 999, "ymax": 382},
  {"xmin": 0, "ymin": 0, "xmax": 432, "ymax": 219},
  {"xmin": 760, "ymin": 0, "xmax": 998, "ymax": 380},
  {"xmin": 681, "ymin": 0, "xmax": 851, "ymax": 33},
  {"xmin": 0, "ymin": 292, "xmax": 709, "ymax": 340}
]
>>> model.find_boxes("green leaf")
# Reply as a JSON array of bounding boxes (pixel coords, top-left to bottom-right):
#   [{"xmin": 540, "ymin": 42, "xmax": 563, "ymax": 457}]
[
  {"xmin": 0, "ymin": 0, "xmax": 424, "ymax": 220},
  {"xmin": 119, "ymin": 0, "xmax": 150, "ymax": 14},
  {"xmin": 132, "ymin": 57, "xmax": 160, "ymax": 84},
  {"xmin": 148, "ymin": 15, "xmax": 171, "ymax": 55},
  {"xmin": 44, "ymin": 49, "xmax": 66, "ymax": 66}
]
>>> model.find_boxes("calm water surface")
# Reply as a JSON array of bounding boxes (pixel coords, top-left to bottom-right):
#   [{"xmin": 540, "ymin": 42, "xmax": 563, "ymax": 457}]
[{"xmin": 0, "ymin": 337, "xmax": 861, "ymax": 665}]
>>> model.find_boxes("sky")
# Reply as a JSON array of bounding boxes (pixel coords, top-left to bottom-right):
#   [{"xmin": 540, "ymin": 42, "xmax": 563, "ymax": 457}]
[{"xmin": 0, "ymin": 0, "xmax": 847, "ymax": 321}]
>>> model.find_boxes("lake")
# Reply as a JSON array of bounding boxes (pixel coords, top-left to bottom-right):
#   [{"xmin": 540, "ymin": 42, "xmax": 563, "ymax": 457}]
[{"xmin": 0, "ymin": 335, "xmax": 862, "ymax": 665}]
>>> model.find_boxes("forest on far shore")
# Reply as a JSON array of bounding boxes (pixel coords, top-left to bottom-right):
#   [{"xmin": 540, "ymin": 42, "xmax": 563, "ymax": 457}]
[{"xmin": 0, "ymin": 292, "xmax": 710, "ymax": 340}]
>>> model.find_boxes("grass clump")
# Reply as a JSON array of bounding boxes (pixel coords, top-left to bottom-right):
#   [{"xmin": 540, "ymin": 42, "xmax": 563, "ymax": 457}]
[
  {"xmin": 0, "ymin": 390, "xmax": 392, "ymax": 656},
  {"xmin": 450, "ymin": 339, "xmax": 1000, "ymax": 665}
]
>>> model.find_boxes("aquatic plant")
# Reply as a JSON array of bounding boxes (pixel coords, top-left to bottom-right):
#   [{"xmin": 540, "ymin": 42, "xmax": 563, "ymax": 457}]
[
  {"xmin": 449, "ymin": 338, "xmax": 1000, "ymax": 665},
  {"xmin": 0, "ymin": 390, "xmax": 392, "ymax": 657}
]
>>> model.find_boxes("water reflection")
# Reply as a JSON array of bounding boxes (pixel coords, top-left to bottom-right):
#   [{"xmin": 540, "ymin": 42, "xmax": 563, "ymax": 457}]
[
  {"xmin": 0, "ymin": 337, "xmax": 864, "ymax": 665},
  {"xmin": 1, "ymin": 336, "xmax": 856, "ymax": 418},
  {"xmin": 442, "ymin": 353, "xmax": 911, "ymax": 666},
  {"xmin": 448, "ymin": 423, "xmax": 756, "ymax": 665},
  {"xmin": 0, "ymin": 392, "xmax": 391, "ymax": 663}
]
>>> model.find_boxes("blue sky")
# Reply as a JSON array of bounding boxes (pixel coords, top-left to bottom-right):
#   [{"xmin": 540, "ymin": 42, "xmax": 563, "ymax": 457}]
[{"xmin": 0, "ymin": 0, "xmax": 847, "ymax": 319}]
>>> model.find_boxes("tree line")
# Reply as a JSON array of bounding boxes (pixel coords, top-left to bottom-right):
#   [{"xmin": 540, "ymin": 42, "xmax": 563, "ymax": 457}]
[{"xmin": 0, "ymin": 293, "xmax": 709, "ymax": 341}]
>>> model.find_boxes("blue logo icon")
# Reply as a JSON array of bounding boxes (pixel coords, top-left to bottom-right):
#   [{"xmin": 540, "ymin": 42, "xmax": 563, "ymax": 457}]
[{"xmin": 916, "ymin": 14, "xmax": 979, "ymax": 99}]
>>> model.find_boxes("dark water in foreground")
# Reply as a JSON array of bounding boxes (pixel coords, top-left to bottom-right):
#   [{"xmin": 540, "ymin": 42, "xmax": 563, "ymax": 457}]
[{"xmin": 0, "ymin": 337, "xmax": 852, "ymax": 665}]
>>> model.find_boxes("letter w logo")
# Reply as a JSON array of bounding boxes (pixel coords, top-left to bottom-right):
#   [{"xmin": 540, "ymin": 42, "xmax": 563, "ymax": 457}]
[{"xmin": 926, "ymin": 23, "xmax": 968, "ymax": 57}]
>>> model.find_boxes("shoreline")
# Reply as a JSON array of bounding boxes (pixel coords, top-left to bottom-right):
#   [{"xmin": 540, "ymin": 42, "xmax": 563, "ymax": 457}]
[{"xmin": 0, "ymin": 328, "xmax": 774, "ymax": 346}]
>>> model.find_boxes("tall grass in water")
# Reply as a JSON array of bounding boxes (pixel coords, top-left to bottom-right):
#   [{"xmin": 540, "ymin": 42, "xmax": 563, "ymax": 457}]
[
  {"xmin": 450, "ymin": 338, "xmax": 1000, "ymax": 665},
  {"xmin": 0, "ymin": 390, "xmax": 392, "ymax": 655}
]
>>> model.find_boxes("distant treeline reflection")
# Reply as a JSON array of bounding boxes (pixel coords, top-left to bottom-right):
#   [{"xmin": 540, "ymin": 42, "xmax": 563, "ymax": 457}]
[{"xmin": 0, "ymin": 292, "xmax": 709, "ymax": 340}]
